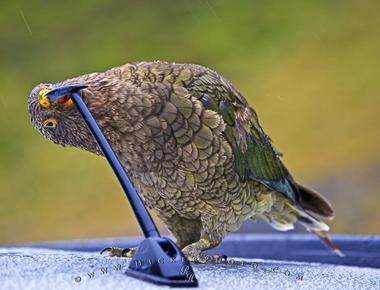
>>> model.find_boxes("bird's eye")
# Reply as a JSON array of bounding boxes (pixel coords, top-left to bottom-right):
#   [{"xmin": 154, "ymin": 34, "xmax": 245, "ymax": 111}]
[{"xmin": 43, "ymin": 118, "xmax": 57, "ymax": 128}]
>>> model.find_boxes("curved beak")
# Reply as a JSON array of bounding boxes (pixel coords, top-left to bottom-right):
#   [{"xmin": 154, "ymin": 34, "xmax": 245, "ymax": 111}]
[{"xmin": 45, "ymin": 84, "xmax": 88, "ymax": 103}]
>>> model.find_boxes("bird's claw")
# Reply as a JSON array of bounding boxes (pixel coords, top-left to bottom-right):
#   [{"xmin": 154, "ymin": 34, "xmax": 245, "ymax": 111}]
[{"xmin": 100, "ymin": 246, "xmax": 137, "ymax": 257}]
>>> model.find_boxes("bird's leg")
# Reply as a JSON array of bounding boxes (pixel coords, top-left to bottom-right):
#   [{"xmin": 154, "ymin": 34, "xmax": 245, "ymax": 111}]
[
  {"xmin": 181, "ymin": 217, "xmax": 227, "ymax": 264},
  {"xmin": 181, "ymin": 237, "xmax": 226, "ymax": 264},
  {"xmin": 100, "ymin": 246, "xmax": 137, "ymax": 257},
  {"xmin": 152, "ymin": 210, "xmax": 226, "ymax": 263},
  {"xmin": 162, "ymin": 214, "xmax": 202, "ymax": 249},
  {"xmin": 100, "ymin": 212, "xmax": 202, "ymax": 258}
]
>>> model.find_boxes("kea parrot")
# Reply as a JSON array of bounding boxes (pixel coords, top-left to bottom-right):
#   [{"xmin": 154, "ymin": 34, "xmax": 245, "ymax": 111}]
[{"xmin": 28, "ymin": 61, "xmax": 343, "ymax": 263}]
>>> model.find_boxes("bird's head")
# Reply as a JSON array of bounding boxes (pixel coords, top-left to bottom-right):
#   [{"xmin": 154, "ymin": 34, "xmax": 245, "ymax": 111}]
[{"xmin": 27, "ymin": 83, "xmax": 101, "ymax": 154}]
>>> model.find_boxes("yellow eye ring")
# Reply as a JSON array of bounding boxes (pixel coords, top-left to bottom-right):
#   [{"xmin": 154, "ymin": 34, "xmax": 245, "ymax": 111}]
[
  {"xmin": 38, "ymin": 88, "xmax": 51, "ymax": 108},
  {"xmin": 43, "ymin": 118, "xmax": 57, "ymax": 128}
]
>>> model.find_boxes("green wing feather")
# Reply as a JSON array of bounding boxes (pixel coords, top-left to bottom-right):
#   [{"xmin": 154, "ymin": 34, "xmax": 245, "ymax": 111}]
[{"xmin": 186, "ymin": 69, "xmax": 299, "ymax": 202}]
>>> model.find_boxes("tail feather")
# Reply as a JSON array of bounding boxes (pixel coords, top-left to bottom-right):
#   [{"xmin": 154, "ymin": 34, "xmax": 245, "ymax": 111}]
[
  {"xmin": 287, "ymin": 202, "xmax": 345, "ymax": 256},
  {"xmin": 297, "ymin": 183, "xmax": 335, "ymax": 220},
  {"xmin": 310, "ymin": 230, "xmax": 345, "ymax": 257},
  {"xmin": 260, "ymin": 188, "xmax": 344, "ymax": 257},
  {"xmin": 288, "ymin": 203, "xmax": 330, "ymax": 232}
]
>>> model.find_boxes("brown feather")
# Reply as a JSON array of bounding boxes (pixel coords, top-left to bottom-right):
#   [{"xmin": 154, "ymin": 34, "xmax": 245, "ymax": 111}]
[
  {"xmin": 311, "ymin": 230, "xmax": 345, "ymax": 257},
  {"xmin": 297, "ymin": 183, "xmax": 335, "ymax": 220}
]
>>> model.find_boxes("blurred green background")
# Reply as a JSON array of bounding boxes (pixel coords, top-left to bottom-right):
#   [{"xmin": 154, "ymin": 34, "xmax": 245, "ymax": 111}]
[{"xmin": 0, "ymin": 0, "xmax": 379, "ymax": 245}]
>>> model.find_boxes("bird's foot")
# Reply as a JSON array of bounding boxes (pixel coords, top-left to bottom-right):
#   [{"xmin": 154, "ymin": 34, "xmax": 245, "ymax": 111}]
[
  {"xmin": 186, "ymin": 253, "xmax": 227, "ymax": 264},
  {"xmin": 100, "ymin": 246, "xmax": 137, "ymax": 258},
  {"xmin": 182, "ymin": 239, "xmax": 227, "ymax": 264}
]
